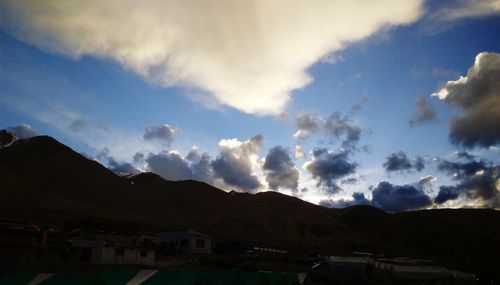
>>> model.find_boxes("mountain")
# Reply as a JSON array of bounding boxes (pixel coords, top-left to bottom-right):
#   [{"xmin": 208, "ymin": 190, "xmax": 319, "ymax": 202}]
[
  {"xmin": 0, "ymin": 136, "xmax": 343, "ymax": 249},
  {"xmin": 1, "ymin": 136, "xmax": 499, "ymax": 274}
]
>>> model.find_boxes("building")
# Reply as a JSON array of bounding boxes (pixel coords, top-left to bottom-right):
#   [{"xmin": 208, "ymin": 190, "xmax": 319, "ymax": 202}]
[
  {"xmin": 317, "ymin": 255, "xmax": 477, "ymax": 285},
  {"xmin": 372, "ymin": 258, "xmax": 477, "ymax": 285},
  {"xmin": 70, "ymin": 234, "xmax": 156, "ymax": 265},
  {"xmin": 159, "ymin": 230, "xmax": 212, "ymax": 254},
  {"xmin": 328, "ymin": 256, "xmax": 372, "ymax": 275}
]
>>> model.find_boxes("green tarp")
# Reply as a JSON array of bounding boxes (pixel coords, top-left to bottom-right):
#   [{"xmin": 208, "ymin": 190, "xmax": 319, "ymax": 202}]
[
  {"xmin": 0, "ymin": 269, "xmax": 300, "ymax": 285},
  {"xmin": 98, "ymin": 269, "xmax": 140, "ymax": 285},
  {"xmin": 39, "ymin": 273, "xmax": 99, "ymax": 285},
  {"xmin": 0, "ymin": 272, "xmax": 38, "ymax": 285},
  {"xmin": 202, "ymin": 270, "xmax": 244, "ymax": 285},
  {"xmin": 142, "ymin": 270, "xmax": 204, "ymax": 285}
]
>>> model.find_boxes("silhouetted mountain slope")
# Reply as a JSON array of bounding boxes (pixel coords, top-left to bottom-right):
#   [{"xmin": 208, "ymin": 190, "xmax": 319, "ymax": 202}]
[
  {"xmin": 0, "ymin": 136, "xmax": 143, "ymax": 221},
  {"xmin": 330, "ymin": 206, "xmax": 500, "ymax": 273},
  {"xmin": 1, "ymin": 136, "xmax": 499, "ymax": 273},
  {"xmin": 0, "ymin": 136, "xmax": 345, "ymax": 248}
]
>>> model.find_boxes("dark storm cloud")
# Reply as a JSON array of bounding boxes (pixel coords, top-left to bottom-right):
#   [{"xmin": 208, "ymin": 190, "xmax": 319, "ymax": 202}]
[
  {"xmin": 341, "ymin": 177, "xmax": 359, "ymax": 185},
  {"xmin": 137, "ymin": 135, "xmax": 264, "ymax": 191},
  {"xmin": 321, "ymin": 179, "xmax": 435, "ymax": 212},
  {"xmin": 319, "ymin": 192, "xmax": 371, "ymax": 208},
  {"xmin": 384, "ymin": 151, "xmax": 412, "ymax": 171},
  {"xmin": 449, "ymin": 166, "xmax": 499, "ymax": 207},
  {"xmin": 324, "ymin": 112, "xmax": 361, "ymax": 149},
  {"xmin": 143, "ymin": 124, "xmax": 177, "ymax": 143},
  {"xmin": 212, "ymin": 157, "xmax": 261, "ymax": 191},
  {"xmin": 409, "ymin": 96, "xmax": 437, "ymax": 127},
  {"xmin": 185, "ymin": 148, "xmax": 215, "ymax": 184},
  {"xmin": 304, "ymin": 148, "xmax": 357, "ymax": 193},
  {"xmin": 437, "ymin": 159, "xmax": 487, "ymax": 179},
  {"xmin": 191, "ymin": 152, "xmax": 214, "ymax": 183},
  {"xmin": 262, "ymin": 146, "xmax": 299, "ymax": 191},
  {"xmin": 432, "ymin": 52, "xmax": 500, "ymax": 148},
  {"xmin": 437, "ymin": 159, "xmax": 500, "ymax": 207},
  {"xmin": 293, "ymin": 112, "xmax": 321, "ymax": 139},
  {"xmin": 456, "ymin": 150, "xmax": 475, "ymax": 160},
  {"xmin": 130, "ymin": 147, "xmax": 215, "ymax": 184},
  {"xmin": 434, "ymin": 186, "xmax": 460, "ymax": 204},
  {"xmin": 145, "ymin": 151, "xmax": 193, "ymax": 181},
  {"xmin": 211, "ymin": 135, "xmax": 264, "ymax": 192},
  {"xmin": 383, "ymin": 151, "xmax": 425, "ymax": 172},
  {"xmin": 414, "ymin": 156, "xmax": 425, "ymax": 171},
  {"xmin": 8, "ymin": 124, "xmax": 38, "ymax": 139},
  {"xmin": 371, "ymin": 181, "xmax": 432, "ymax": 212}
]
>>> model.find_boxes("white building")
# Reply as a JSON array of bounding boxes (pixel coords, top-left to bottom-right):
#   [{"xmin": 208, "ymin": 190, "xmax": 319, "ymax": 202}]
[
  {"xmin": 71, "ymin": 235, "xmax": 156, "ymax": 265},
  {"xmin": 328, "ymin": 256, "xmax": 372, "ymax": 275},
  {"xmin": 159, "ymin": 229, "xmax": 212, "ymax": 254}
]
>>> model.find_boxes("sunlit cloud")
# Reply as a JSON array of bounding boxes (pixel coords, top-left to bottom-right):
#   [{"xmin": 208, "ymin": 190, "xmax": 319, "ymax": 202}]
[
  {"xmin": 432, "ymin": 52, "xmax": 500, "ymax": 148},
  {"xmin": 1, "ymin": 0, "xmax": 423, "ymax": 115}
]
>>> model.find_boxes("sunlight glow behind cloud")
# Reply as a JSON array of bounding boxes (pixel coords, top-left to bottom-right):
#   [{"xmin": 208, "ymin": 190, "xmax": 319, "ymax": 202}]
[{"xmin": 1, "ymin": 0, "xmax": 423, "ymax": 114}]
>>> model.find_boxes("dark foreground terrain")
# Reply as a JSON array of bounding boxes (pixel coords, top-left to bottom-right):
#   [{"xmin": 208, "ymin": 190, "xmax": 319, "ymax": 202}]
[{"xmin": 1, "ymin": 136, "xmax": 499, "ymax": 280}]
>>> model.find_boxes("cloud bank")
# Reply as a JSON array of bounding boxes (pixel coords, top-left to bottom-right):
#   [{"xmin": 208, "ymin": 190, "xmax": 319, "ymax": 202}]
[
  {"xmin": 436, "ymin": 158, "xmax": 500, "ymax": 207},
  {"xmin": 371, "ymin": 181, "xmax": 432, "ymax": 212},
  {"xmin": 1, "ymin": 0, "xmax": 423, "ymax": 114},
  {"xmin": 319, "ymin": 181, "xmax": 433, "ymax": 212},
  {"xmin": 319, "ymin": 192, "xmax": 371, "ymax": 208}
]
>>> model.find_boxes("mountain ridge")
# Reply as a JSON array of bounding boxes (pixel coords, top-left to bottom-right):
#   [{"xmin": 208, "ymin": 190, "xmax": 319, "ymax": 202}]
[{"xmin": 1, "ymin": 135, "xmax": 499, "ymax": 274}]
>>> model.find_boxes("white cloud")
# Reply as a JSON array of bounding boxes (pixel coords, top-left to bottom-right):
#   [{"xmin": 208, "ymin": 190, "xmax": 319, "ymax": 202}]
[
  {"xmin": 1, "ymin": 0, "xmax": 423, "ymax": 115},
  {"xmin": 434, "ymin": 0, "xmax": 500, "ymax": 21},
  {"xmin": 295, "ymin": 145, "xmax": 304, "ymax": 159}
]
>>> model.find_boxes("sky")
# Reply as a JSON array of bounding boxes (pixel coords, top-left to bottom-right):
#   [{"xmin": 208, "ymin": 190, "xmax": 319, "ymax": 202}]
[{"xmin": 1, "ymin": 0, "xmax": 499, "ymax": 212}]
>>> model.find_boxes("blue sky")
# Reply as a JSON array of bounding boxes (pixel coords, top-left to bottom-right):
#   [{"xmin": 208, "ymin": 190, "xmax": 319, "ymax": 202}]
[{"xmin": 1, "ymin": 0, "xmax": 499, "ymax": 211}]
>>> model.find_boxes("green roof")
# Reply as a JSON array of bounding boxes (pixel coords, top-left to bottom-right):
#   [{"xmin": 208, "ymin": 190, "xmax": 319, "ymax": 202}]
[
  {"xmin": 98, "ymin": 269, "xmax": 140, "ymax": 285},
  {"xmin": 39, "ymin": 273, "xmax": 100, "ymax": 285},
  {"xmin": 142, "ymin": 270, "xmax": 204, "ymax": 285},
  {"xmin": 239, "ymin": 271, "xmax": 269, "ymax": 285},
  {"xmin": 0, "ymin": 272, "xmax": 38, "ymax": 285},
  {"xmin": 0, "ymin": 270, "xmax": 301, "ymax": 285},
  {"xmin": 202, "ymin": 270, "xmax": 244, "ymax": 285}
]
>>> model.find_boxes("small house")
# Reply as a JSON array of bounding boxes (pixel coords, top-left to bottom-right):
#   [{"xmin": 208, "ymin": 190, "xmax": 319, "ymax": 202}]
[
  {"xmin": 159, "ymin": 230, "xmax": 212, "ymax": 254},
  {"xmin": 70, "ymin": 234, "xmax": 156, "ymax": 265}
]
